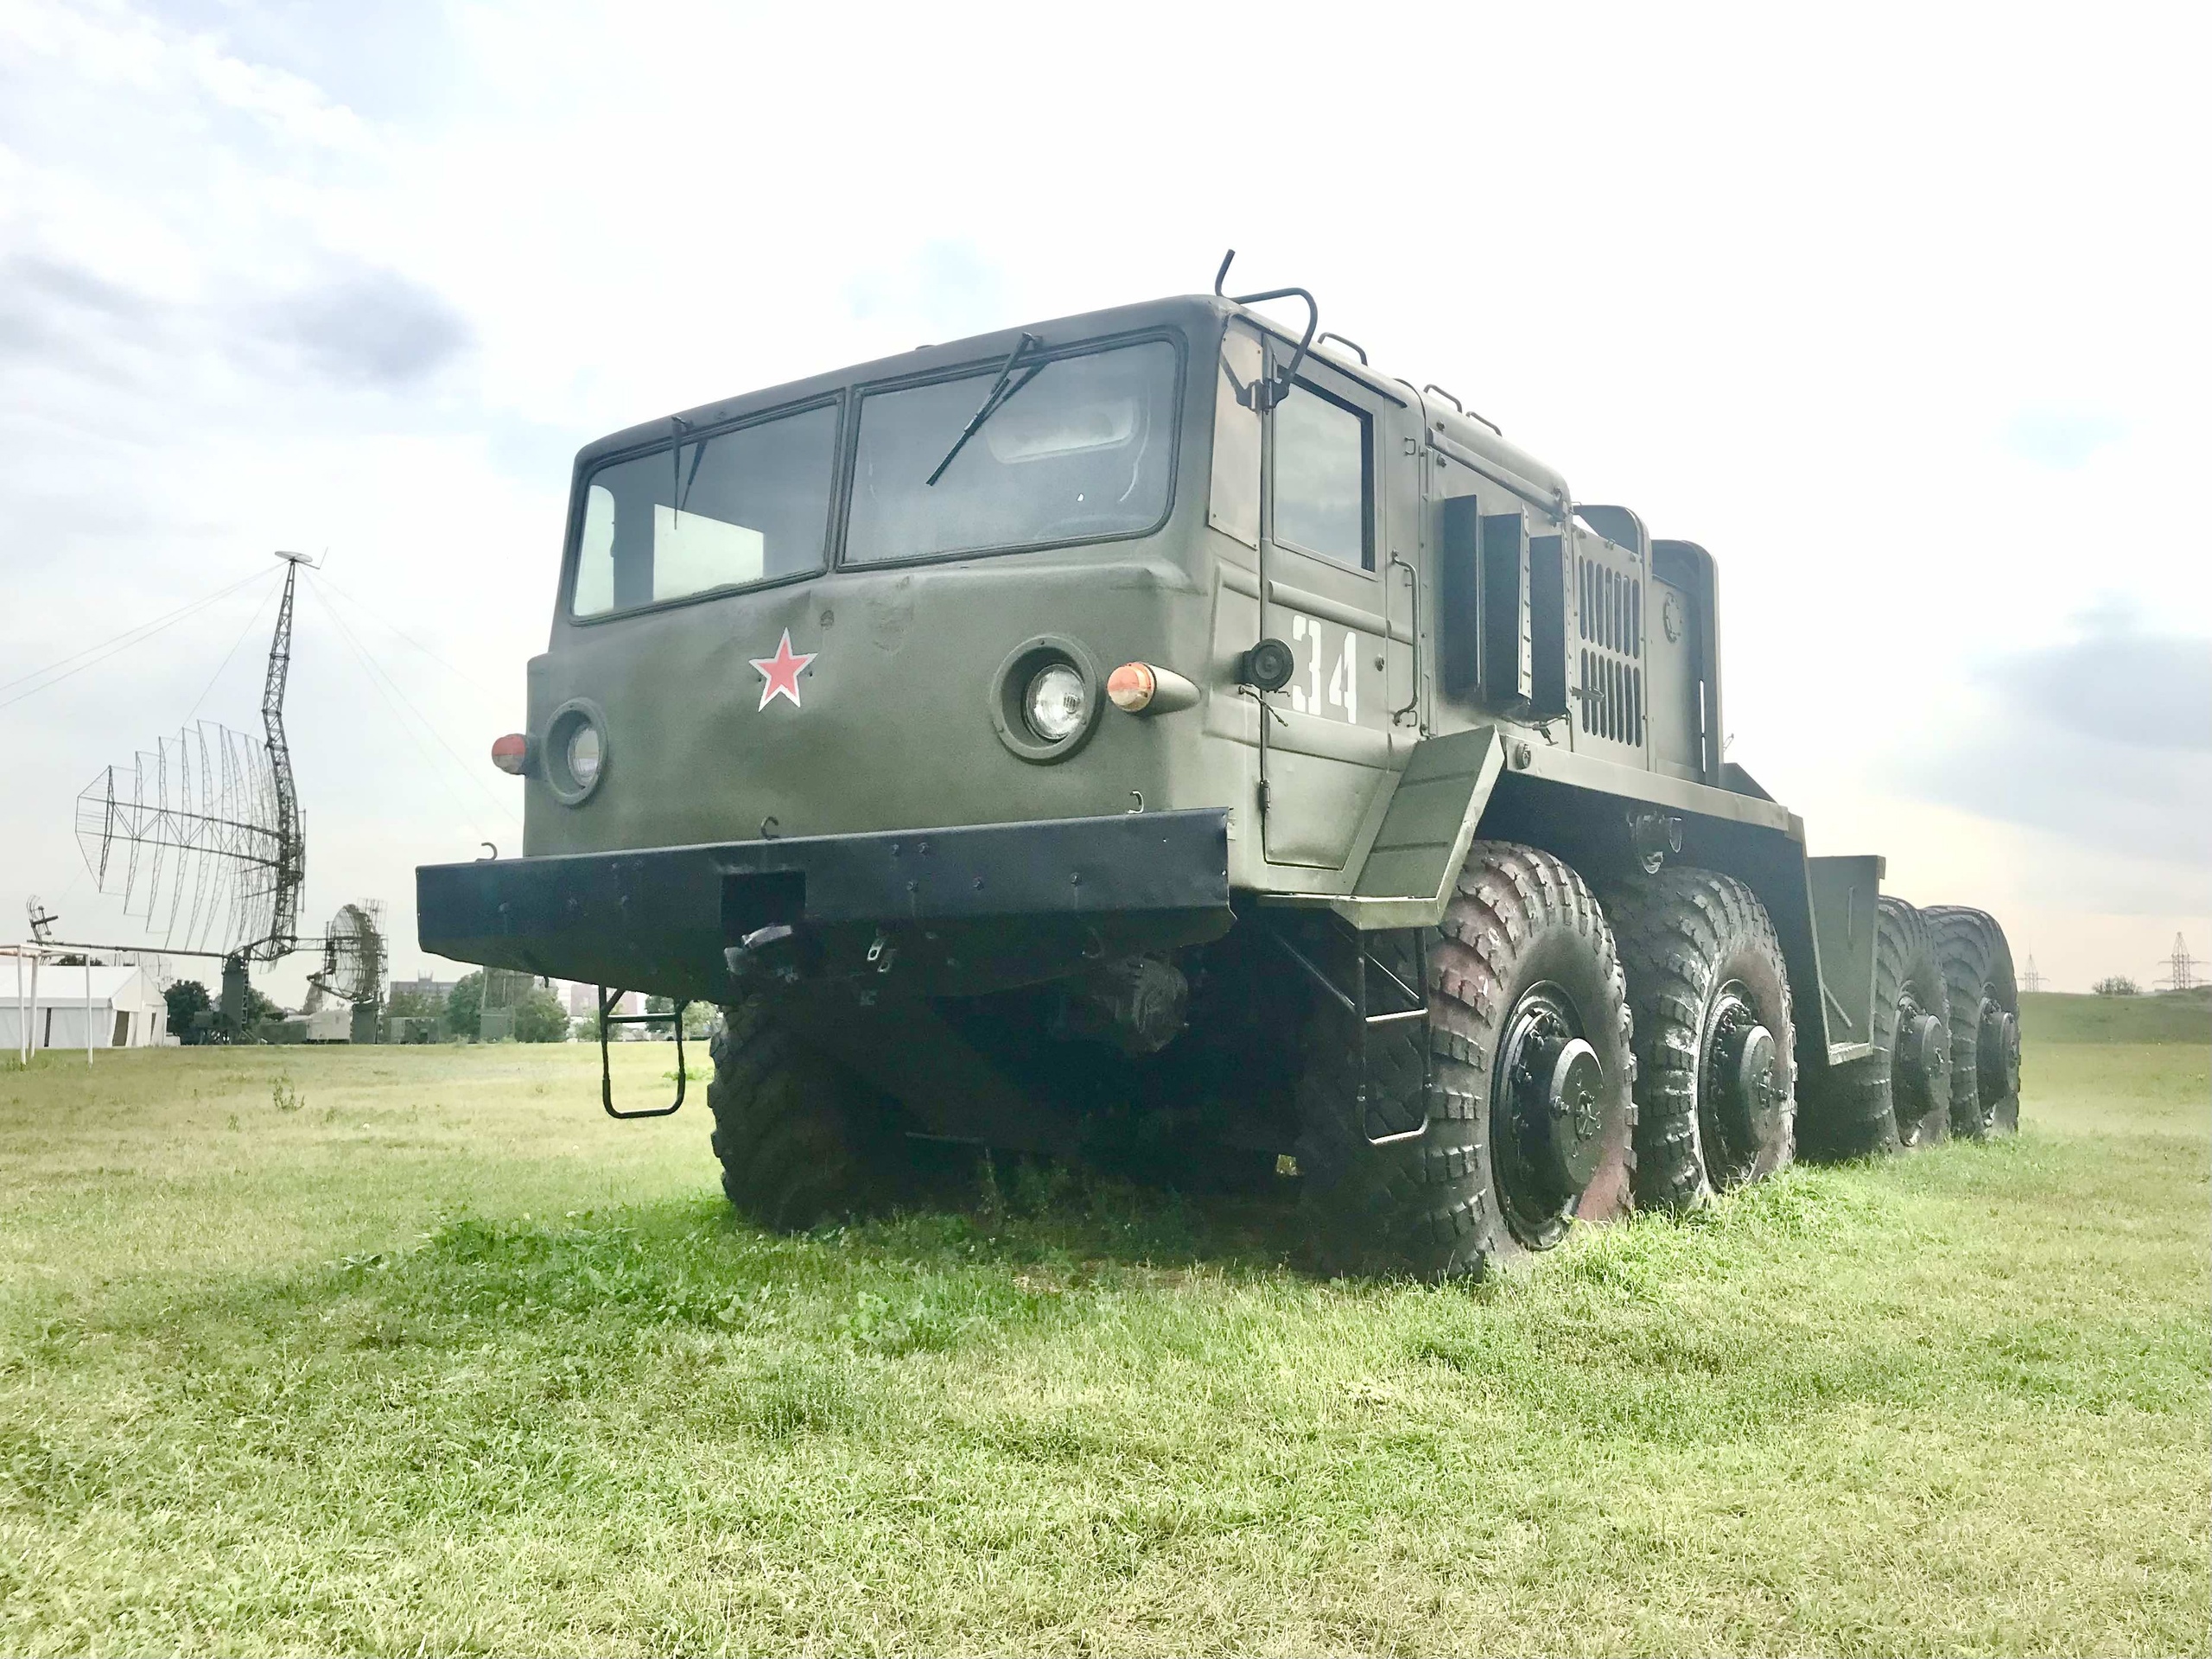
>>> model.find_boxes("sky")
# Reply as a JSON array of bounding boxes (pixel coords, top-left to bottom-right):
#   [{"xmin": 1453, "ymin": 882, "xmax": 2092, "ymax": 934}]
[{"xmin": 1, "ymin": 0, "xmax": 2205, "ymax": 1003}]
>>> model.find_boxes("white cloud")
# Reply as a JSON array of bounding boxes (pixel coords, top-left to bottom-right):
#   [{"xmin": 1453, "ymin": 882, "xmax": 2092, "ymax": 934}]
[
  {"xmin": 2003, "ymin": 410, "xmax": 2129, "ymax": 471},
  {"xmin": 178, "ymin": 31, "xmax": 375, "ymax": 154}
]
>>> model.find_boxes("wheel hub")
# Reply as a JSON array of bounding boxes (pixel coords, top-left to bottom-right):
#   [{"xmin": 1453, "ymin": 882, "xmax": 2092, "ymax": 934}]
[
  {"xmin": 1892, "ymin": 1000, "xmax": 1951, "ymax": 1126},
  {"xmin": 1977, "ymin": 997, "xmax": 2020, "ymax": 1103},
  {"xmin": 1696, "ymin": 987, "xmax": 1782, "ymax": 1185},
  {"xmin": 1539, "ymin": 1036, "xmax": 1606, "ymax": 1192},
  {"xmin": 1497, "ymin": 988, "xmax": 1605, "ymax": 1232},
  {"xmin": 1714, "ymin": 1009, "xmax": 1782, "ymax": 1138}
]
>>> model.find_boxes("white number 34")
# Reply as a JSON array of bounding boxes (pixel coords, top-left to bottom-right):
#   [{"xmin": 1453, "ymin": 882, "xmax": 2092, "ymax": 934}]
[{"xmin": 1287, "ymin": 616, "xmax": 1359, "ymax": 725}]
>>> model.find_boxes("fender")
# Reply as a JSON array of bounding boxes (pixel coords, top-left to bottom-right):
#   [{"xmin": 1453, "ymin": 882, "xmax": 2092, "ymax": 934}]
[
  {"xmin": 1287, "ymin": 729, "xmax": 1878, "ymax": 1081},
  {"xmin": 1313, "ymin": 724, "xmax": 1508, "ymax": 931}
]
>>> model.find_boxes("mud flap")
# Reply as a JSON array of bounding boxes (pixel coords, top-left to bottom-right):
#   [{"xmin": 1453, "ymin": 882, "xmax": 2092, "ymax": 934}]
[{"xmin": 1808, "ymin": 855, "xmax": 1885, "ymax": 1065}]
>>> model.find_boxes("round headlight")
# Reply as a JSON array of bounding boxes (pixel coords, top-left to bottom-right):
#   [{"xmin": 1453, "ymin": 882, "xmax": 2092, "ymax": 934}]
[
  {"xmin": 566, "ymin": 721, "xmax": 603, "ymax": 787},
  {"xmin": 1023, "ymin": 664, "xmax": 1087, "ymax": 743}
]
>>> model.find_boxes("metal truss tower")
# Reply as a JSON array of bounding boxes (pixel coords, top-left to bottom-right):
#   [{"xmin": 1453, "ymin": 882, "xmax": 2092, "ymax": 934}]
[{"xmin": 257, "ymin": 552, "xmax": 312, "ymax": 962}]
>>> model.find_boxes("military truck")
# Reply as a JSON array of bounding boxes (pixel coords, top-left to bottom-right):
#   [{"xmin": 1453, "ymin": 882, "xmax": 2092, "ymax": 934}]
[{"xmin": 417, "ymin": 255, "xmax": 2022, "ymax": 1277}]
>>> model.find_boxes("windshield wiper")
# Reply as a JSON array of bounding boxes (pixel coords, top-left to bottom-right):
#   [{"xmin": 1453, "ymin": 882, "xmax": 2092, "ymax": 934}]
[{"xmin": 925, "ymin": 331, "xmax": 1045, "ymax": 486}]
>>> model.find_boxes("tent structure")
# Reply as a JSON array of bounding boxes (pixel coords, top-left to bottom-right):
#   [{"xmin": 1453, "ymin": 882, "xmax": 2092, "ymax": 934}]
[{"xmin": 2, "ymin": 963, "xmax": 170, "ymax": 1054}]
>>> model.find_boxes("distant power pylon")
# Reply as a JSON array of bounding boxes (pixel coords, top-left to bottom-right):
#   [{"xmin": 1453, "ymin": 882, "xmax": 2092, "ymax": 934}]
[
  {"xmin": 2153, "ymin": 934, "xmax": 2199, "ymax": 993},
  {"xmin": 2019, "ymin": 956, "xmax": 2044, "ymax": 994}
]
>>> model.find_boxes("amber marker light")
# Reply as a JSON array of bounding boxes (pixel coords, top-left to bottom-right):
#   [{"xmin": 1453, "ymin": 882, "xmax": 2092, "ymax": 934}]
[
  {"xmin": 1106, "ymin": 662, "xmax": 1157, "ymax": 711},
  {"xmin": 491, "ymin": 733, "xmax": 530, "ymax": 776},
  {"xmin": 1106, "ymin": 662, "xmax": 1200, "ymax": 715}
]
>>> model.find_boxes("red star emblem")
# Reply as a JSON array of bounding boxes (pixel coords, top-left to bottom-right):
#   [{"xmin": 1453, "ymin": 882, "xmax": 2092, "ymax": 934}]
[{"xmin": 748, "ymin": 629, "xmax": 817, "ymax": 710}]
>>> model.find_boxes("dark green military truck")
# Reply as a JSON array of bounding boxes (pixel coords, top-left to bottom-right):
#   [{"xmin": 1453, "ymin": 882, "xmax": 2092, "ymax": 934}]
[{"xmin": 418, "ymin": 257, "xmax": 2022, "ymax": 1276}]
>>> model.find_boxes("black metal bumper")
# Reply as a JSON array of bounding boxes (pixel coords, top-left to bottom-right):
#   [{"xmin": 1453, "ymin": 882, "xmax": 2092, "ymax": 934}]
[{"xmin": 416, "ymin": 808, "xmax": 1233, "ymax": 1002}]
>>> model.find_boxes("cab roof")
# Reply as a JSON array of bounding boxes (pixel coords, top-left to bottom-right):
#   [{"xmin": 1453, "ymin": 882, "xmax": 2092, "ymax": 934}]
[{"xmin": 570, "ymin": 290, "xmax": 1573, "ymax": 509}]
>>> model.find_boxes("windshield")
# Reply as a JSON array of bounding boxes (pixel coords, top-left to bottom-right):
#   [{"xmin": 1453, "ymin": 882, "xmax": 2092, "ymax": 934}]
[
  {"xmin": 844, "ymin": 338, "xmax": 1179, "ymax": 564},
  {"xmin": 571, "ymin": 401, "xmax": 838, "ymax": 616}
]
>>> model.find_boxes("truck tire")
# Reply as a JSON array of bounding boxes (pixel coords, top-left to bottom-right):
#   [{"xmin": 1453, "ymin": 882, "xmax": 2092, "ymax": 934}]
[
  {"xmin": 1605, "ymin": 867, "xmax": 1796, "ymax": 1208},
  {"xmin": 1924, "ymin": 906, "xmax": 2022, "ymax": 1140},
  {"xmin": 1295, "ymin": 842, "xmax": 1636, "ymax": 1279},
  {"xmin": 706, "ymin": 992, "xmax": 912, "ymax": 1230},
  {"xmin": 1797, "ymin": 898, "xmax": 1951, "ymax": 1159}
]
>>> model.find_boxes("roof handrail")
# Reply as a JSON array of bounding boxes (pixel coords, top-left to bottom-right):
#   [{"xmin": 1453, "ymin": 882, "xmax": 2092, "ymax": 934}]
[{"xmin": 1424, "ymin": 383, "xmax": 1503, "ymax": 436}]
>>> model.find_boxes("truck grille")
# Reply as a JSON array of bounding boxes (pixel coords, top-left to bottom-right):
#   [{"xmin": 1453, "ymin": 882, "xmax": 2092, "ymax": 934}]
[{"xmin": 1576, "ymin": 555, "xmax": 1643, "ymax": 747}]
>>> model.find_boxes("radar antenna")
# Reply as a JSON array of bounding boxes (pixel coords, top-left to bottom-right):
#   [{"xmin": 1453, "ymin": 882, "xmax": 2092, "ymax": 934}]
[
  {"xmin": 261, "ymin": 553, "xmax": 311, "ymax": 959},
  {"xmin": 71, "ymin": 552, "xmax": 312, "ymax": 965},
  {"xmin": 307, "ymin": 900, "xmax": 387, "ymax": 1008}
]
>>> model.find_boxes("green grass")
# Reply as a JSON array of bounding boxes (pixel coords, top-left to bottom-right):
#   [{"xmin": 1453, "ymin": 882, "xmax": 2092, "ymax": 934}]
[
  {"xmin": 2022, "ymin": 988, "xmax": 2211, "ymax": 1046},
  {"xmin": 0, "ymin": 1031, "xmax": 2204, "ymax": 1656}
]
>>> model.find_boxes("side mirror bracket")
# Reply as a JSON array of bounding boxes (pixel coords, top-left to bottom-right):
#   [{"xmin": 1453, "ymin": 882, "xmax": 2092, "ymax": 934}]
[{"xmin": 1214, "ymin": 249, "xmax": 1318, "ymax": 412}]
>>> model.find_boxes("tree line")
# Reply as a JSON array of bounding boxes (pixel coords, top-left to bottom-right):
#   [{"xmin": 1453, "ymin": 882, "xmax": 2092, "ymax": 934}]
[{"xmin": 160, "ymin": 969, "xmax": 572, "ymax": 1044}]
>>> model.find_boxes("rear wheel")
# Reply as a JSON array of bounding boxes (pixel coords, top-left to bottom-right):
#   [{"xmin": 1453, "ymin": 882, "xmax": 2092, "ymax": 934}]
[
  {"xmin": 707, "ymin": 992, "xmax": 914, "ymax": 1230},
  {"xmin": 1294, "ymin": 842, "xmax": 1636, "ymax": 1279},
  {"xmin": 1799, "ymin": 897, "xmax": 1951, "ymax": 1159},
  {"xmin": 1925, "ymin": 906, "xmax": 2021, "ymax": 1139},
  {"xmin": 1606, "ymin": 867, "xmax": 1796, "ymax": 1208}
]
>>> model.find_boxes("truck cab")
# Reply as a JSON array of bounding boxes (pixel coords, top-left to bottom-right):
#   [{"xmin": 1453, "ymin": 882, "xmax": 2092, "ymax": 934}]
[{"xmin": 468, "ymin": 291, "xmax": 1739, "ymax": 921}]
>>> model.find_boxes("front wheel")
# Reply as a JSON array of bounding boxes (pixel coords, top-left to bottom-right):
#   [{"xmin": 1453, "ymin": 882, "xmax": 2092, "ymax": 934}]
[
  {"xmin": 707, "ymin": 992, "xmax": 915, "ymax": 1230},
  {"xmin": 1294, "ymin": 842, "xmax": 1637, "ymax": 1279}
]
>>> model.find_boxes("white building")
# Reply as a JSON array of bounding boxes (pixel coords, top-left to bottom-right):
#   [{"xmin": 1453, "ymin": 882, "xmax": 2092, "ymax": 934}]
[
  {"xmin": 1, "ymin": 964, "xmax": 170, "ymax": 1052},
  {"xmin": 566, "ymin": 982, "xmax": 640, "ymax": 1018},
  {"xmin": 391, "ymin": 971, "xmax": 461, "ymax": 1005}
]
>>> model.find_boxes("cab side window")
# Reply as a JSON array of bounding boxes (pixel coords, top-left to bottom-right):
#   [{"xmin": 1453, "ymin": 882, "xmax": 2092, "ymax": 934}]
[{"xmin": 1272, "ymin": 380, "xmax": 1372, "ymax": 570}]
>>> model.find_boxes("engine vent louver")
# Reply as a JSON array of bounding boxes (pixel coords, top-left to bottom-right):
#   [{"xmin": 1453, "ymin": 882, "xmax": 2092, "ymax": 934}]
[{"xmin": 1575, "ymin": 553, "xmax": 1644, "ymax": 747}]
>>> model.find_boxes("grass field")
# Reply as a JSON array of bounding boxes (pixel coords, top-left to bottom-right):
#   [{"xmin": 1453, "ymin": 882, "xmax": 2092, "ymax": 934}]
[{"xmin": 1, "ymin": 995, "xmax": 2204, "ymax": 1655}]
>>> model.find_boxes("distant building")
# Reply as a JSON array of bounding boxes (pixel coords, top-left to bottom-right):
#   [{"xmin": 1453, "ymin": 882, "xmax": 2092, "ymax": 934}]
[
  {"xmin": 0, "ymin": 964, "xmax": 170, "ymax": 1051},
  {"xmin": 390, "ymin": 972, "xmax": 460, "ymax": 1007},
  {"xmin": 566, "ymin": 982, "xmax": 639, "ymax": 1018}
]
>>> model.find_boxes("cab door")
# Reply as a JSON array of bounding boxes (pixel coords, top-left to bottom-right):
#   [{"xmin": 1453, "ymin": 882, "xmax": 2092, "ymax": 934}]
[{"xmin": 1258, "ymin": 348, "xmax": 1414, "ymax": 869}]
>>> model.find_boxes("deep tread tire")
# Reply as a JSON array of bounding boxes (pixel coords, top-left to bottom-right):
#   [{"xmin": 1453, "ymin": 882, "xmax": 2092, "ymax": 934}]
[
  {"xmin": 1798, "ymin": 898, "xmax": 1950, "ymax": 1159},
  {"xmin": 1925, "ymin": 906, "xmax": 2022, "ymax": 1139},
  {"xmin": 706, "ymin": 993, "xmax": 912, "ymax": 1230},
  {"xmin": 1605, "ymin": 866, "xmax": 1796, "ymax": 1208},
  {"xmin": 1295, "ymin": 841, "xmax": 1636, "ymax": 1280}
]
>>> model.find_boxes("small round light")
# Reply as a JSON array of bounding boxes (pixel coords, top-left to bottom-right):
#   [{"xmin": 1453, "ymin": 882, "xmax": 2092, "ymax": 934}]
[
  {"xmin": 1023, "ymin": 664, "xmax": 1087, "ymax": 743},
  {"xmin": 491, "ymin": 732, "xmax": 529, "ymax": 776},
  {"xmin": 566, "ymin": 721, "xmax": 603, "ymax": 787},
  {"xmin": 1240, "ymin": 637, "xmax": 1295, "ymax": 693},
  {"xmin": 1106, "ymin": 662, "xmax": 1156, "ymax": 712}
]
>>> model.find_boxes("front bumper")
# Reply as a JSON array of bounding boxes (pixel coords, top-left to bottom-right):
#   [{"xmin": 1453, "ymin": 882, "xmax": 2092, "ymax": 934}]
[{"xmin": 416, "ymin": 808, "xmax": 1233, "ymax": 1003}]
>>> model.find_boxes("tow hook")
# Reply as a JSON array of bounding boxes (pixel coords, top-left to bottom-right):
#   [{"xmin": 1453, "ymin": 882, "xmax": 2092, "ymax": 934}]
[{"xmin": 725, "ymin": 923, "xmax": 800, "ymax": 988}]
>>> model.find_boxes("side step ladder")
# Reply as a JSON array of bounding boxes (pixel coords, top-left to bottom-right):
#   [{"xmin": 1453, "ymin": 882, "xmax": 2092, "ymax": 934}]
[
  {"xmin": 597, "ymin": 987, "xmax": 692, "ymax": 1120},
  {"xmin": 1264, "ymin": 918, "xmax": 1433, "ymax": 1145}
]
